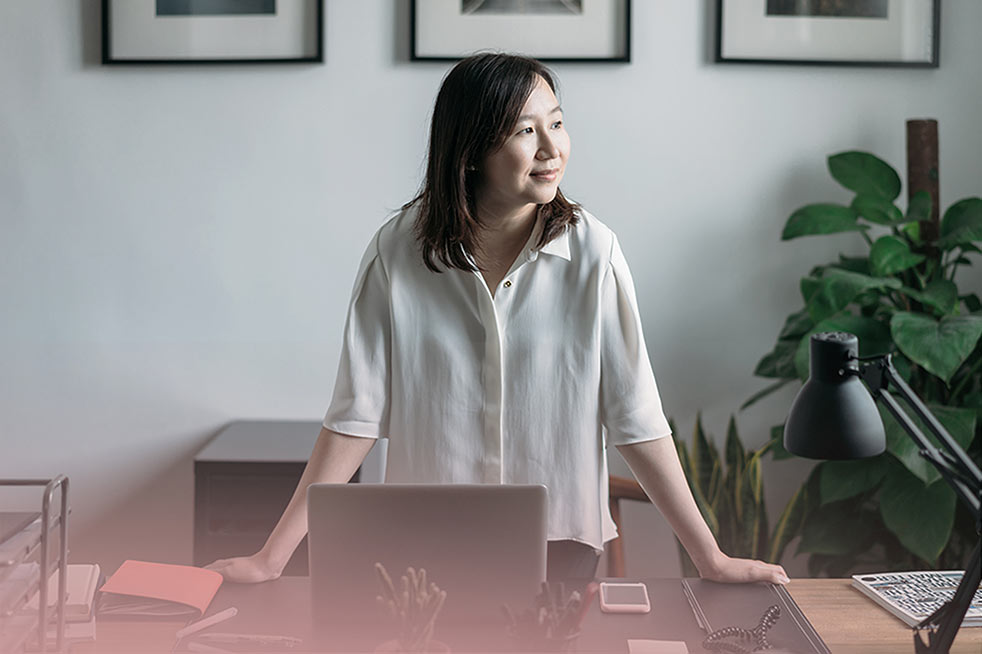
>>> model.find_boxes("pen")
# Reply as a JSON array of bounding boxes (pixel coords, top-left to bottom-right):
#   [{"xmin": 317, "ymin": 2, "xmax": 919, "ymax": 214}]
[{"xmin": 176, "ymin": 607, "xmax": 238, "ymax": 640}]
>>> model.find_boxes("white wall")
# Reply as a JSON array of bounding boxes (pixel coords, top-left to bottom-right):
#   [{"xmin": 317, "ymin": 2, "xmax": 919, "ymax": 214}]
[{"xmin": 2, "ymin": 1, "xmax": 979, "ymax": 577}]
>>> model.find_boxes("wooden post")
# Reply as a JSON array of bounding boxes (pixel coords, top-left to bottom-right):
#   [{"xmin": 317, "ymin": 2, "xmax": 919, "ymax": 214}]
[{"xmin": 905, "ymin": 119, "xmax": 940, "ymax": 244}]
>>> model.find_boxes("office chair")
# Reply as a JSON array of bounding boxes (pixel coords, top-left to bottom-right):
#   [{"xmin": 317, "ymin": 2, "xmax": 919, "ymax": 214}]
[{"xmin": 605, "ymin": 474, "xmax": 650, "ymax": 577}]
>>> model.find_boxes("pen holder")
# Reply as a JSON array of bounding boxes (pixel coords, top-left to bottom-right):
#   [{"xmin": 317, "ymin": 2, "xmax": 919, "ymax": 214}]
[
  {"xmin": 374, "ymin": 563, "xmax": 449, "ymax": 654},
  {"xmin": 503, "ymin": 582, "xmax": 584, "ymax": 653}
]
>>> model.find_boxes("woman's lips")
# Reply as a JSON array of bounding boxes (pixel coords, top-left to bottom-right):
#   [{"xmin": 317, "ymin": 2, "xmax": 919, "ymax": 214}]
[{"xmin": 530, "ymin": 169, "xmax": 559, "ymax": 181}]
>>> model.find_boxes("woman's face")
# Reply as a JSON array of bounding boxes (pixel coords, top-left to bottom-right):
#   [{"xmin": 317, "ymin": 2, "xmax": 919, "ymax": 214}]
[{"xmin": 476, "ymin": 75, "xmax": 570, "ymax": 217}]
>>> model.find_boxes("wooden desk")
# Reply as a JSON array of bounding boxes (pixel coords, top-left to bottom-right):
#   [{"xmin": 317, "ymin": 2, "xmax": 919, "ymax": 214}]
[{"xmin": 75, "ymin": 578, "xmax": 982, "ymax": 653}]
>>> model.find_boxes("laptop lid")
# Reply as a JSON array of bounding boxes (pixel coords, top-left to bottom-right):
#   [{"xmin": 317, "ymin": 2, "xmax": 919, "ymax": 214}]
[{"xmin": 307, "ymin": 483, "xmax": 547, "ymax": 651}]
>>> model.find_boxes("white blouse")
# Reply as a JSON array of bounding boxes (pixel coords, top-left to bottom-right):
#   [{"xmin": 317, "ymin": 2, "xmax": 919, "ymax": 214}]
[{"xmin": 323, "ymin": 206, "xmax": 672, "ymax": 550}]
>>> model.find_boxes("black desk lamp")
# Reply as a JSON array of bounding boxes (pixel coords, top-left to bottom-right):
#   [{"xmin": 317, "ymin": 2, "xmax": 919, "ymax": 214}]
[{"xmin": 785, "ymin": 332, "xmax": 981, "ymax": 654}]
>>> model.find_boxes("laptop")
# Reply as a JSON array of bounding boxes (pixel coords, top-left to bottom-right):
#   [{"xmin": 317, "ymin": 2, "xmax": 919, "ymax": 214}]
[{"xmin": 306, "ymin": 483, "xmax": 547, "ymax": 651}]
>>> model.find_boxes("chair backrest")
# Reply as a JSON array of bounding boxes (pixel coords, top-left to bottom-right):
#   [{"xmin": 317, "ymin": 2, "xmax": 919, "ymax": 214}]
[{"xmin": 605, "ymin": 475, "xmax": 650, "ymax": 577}]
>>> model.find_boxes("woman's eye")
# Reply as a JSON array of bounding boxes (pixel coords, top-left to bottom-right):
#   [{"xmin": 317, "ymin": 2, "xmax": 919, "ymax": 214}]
[
  {"xmin": 519, "ymin": 126, "xmax": 534, "ymax": 135},
  {"xmin": 552, "ymin": 121, "xmax": 563, "ymax": 129}
]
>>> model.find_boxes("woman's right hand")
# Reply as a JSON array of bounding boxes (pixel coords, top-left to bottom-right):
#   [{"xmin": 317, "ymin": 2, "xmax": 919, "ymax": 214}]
[{"xmin": 204, "ymin": 553, "xmax": 281, "ymax": 584}]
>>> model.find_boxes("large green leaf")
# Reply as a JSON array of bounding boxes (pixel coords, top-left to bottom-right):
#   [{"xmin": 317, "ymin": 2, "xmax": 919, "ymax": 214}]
[
  {"xmin": 851, "ymin": 194, "xmax": 905, "ymax": 225},
  {"xmin": 905, "ymin": 190, "xmax": 933, "ymax": 223},
  {"xmin": 938, "ymin": 198, "xmax": 982, "ymax": 249},
  {"xmin": 754, "ymin": 339, "xmax": 799, "ymax": 378},
  {"xmin": 803, "ymin": 269, "xmax": 901, "ymax": 324},
  {"xmin": 819, "ymin": 455, "xmax": 889, "ymax": 505},
  {"xmin": 779, "ymin": 308, "xmax": 814, "ymax": 339},
  {"xmin": 828, "ymin": 151, "xmax": 901, "ymax": 201},
  {"xmin": 798, "ymin": 501, "xmax": 875, "ymax": 556},
  {"xmin": 890, "ymin": 313, "xmax": 982, "ymax": 383},
  {"xmin": 832, "ymin": 254, "xmax": 871, "ymax": 276},
  {"xmin": 782, "ymin": 204, "xmax": 866, "ymax": 240},
  {"xmin": 883, "ymin": 404, "xmax": 976, "ymax": 485},
  {"xmin": 869, "ymin": 235, "xmax": 926, "ymax": 276},
  {"xmin": 899, "ymin": 280, "xmax": 959, "ymax": 317},
  {"xmin": 794, "ymin": 314, "xmax": 893, "ymax": 380},
  {"xmin": 879, "ymin": 466, "xmax": 957, "ymax": 564}
]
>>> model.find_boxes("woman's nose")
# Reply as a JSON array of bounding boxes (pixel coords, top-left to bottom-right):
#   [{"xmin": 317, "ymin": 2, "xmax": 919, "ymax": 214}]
[{"xmin": 537, "ymin": 133, "xmax": 559, "ymax": 159}]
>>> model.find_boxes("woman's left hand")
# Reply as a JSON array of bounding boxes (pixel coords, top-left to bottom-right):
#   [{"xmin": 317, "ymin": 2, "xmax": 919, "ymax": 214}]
[{"xmin": 700, "ymin": 552, "xmax": 790, "ymax": 586}]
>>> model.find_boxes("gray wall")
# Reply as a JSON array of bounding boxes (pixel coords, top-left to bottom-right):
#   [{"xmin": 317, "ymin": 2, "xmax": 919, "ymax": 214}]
[{"xmin": 2, "ymin": 1, "xmax": 980, "ymax": 576}]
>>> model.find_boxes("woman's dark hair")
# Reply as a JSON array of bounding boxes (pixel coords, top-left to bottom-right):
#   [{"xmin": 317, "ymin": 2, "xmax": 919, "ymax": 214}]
[{"xmin": 407, "ymin": 52, "xmax": 579, "ymax": 273}]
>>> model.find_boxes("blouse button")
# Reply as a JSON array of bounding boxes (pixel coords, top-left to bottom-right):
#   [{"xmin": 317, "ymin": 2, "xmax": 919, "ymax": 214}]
[{"xmin": 503, "ymin": 280, "xmax": 512, "ymax": 288}]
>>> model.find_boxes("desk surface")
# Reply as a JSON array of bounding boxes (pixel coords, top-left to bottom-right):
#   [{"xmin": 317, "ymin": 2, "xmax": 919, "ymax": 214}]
[{"xmin": 76, "ymin": 578, "xmax": 982, "ymax": 653}]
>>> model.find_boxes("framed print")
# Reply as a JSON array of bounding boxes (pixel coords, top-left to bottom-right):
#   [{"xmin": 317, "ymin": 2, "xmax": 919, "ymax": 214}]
[
  {"xmin": 411, "ymin": 0, "xmax": 631, "ymax": 62},
  {"xmin": 716, "ymin": 0, "xmax": 939, "ymax": 67},
  {"xmin": 102, "ymin": 0, "xmax": 323, "ymax": 64}
]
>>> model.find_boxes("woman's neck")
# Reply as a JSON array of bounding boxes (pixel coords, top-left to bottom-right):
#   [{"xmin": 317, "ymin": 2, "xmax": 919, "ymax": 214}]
[{"xmin": 475, "ymin": 201, "xmax": 538, "ymax": 254}]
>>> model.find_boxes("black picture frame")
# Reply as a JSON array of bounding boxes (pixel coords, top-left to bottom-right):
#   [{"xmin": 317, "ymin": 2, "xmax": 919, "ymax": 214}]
[
  {"xmin": 410, "ymin": 0, "xmax": 631, "ymax": 63},
  {"xmin": 715, "ymin": 0, "xmax": 940, "ymax": 68},
  {"xmin": 102, "ymin": 0, "xmax": 324, "ymax": 65}
]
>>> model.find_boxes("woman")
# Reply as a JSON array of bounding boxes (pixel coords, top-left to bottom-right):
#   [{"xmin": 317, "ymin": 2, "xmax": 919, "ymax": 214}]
[{"xmin": 207, "ymin": 53, "xmax": 789, "ymax": 586}]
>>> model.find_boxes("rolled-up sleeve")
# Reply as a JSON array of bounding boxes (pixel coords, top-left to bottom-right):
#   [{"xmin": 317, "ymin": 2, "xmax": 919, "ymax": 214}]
[
  {"xmin": 323, "ymin": 234, "xmax": 391, "ymax": 439},
  {"xmin": 599, "ymin": 235, "xmax": 673, "ymax": 446}
]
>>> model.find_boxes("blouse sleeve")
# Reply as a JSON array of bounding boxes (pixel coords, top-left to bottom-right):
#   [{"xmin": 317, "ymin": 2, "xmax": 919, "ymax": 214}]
[
  {"xmin": 323, "ymin": 233, "xmax": 391, "ymax": 439},
  {"xmin": 599, "ymin": 234, "xmax": 673, "ymax": 447}
]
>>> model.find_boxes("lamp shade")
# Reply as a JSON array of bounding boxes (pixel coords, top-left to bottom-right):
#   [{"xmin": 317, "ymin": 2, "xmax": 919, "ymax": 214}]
[{"xmin": 785, "ymin": 332, "xmax": 886, "ymax": 459}]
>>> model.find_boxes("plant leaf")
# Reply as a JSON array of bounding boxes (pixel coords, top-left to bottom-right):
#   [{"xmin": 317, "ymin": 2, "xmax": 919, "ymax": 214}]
[
  {"xmin": 905, "ymin": 190, "xmax": 933, "ymax": 223},
  {"xmin": 883, "ymin": 404, "xmax": 976, "ymax": 485},
  {"xmin": 963, "ymin": 294, "xmax": 982, "ymax": 313},
  {"xmin": 798, "ymin": 500, "xmax": 875, "ymax": 556},
  {"xmin": 768, "ymin": 424, "xmax": 794, "ymax": 460},
  {"xmin": 879, "ymin": 465, "xmax": 956, "ymax": 564},
  {"xmin": 819, "ymin": 455, "xmax": 888, "ymax": 505},
  {"xmin": 725, "ymin": 416, "xmax": 745, "ymax": 479},
  {"xmin": 833, "ymin": 254, "xmax": 871, "ymax": 275},
  {"xmin": 778, "ymin": 308, "xmax": 814, "ymax": 339},
  {"xmin": 803, "ymin": 269, "xmax": 901, "ymax": 324},
  {"xmin": 741, "ymin": 379, "xmax": 794, "ymax": 411},
  {"xmin": 938, "ymin": 197, "xmax": 982, "ymax": 249},
  {"xmin": 828, "ymin": 151, "xmax": 901, "ymax": 201},
  {"xmin": 782, "ymin": 204, "xmax": 866, "ymax": 240},
  {"xmin": 890, "ymin": 313, "xmax": 982, "ymax": 383},
  {"xmin": 869, "ymin": 235, "xmax": 927, "ymax": 276},
  {"xmin": 767, "ymin": 481, "xmax": 808, "ymax": 564},
  {"xmin": 851, "ymin": 194, "xmax": 905, "ymax": 225},
  {"xmin": 754, "ymin": 339, "xmax": 799, "ymax": 379},
  {"xmin": 899, "ymin": 280, "xmax": 959, "ymax": 317}
]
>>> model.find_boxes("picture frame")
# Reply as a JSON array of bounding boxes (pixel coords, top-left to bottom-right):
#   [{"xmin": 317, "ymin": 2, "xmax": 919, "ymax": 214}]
[
  {"xmin": 102, "ymin": 0, "xmax": 323, "ymax": 65},
  {"xmin": 410, "ymin": 0, "xmax": 631, "ymax": 63},
  {"xmin": 716, "ymin": 0, "xmax": 939, "ymax": 68}
]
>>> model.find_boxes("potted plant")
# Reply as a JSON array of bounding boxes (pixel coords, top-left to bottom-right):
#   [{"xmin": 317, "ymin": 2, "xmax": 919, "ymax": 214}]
[
  {"xmin": 675, "ymin": 415, "xmax": 804, "ymax": 576},
  {"xmin": 375, "ymin": 563, "xmax": 449, "ymax": 653},
  {"xmin": 745, "ymin": 149, "xmax": 982, "ymax": 575}
]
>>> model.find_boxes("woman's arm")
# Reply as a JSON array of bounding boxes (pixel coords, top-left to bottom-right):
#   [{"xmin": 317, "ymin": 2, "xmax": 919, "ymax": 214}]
[
  {"xmin": 205, "ymin": 427, "xmax": 376, "ymax": 583},
  {"xmin": 616, "ymin": 436, "xmax": 790, "ymax": 585}
]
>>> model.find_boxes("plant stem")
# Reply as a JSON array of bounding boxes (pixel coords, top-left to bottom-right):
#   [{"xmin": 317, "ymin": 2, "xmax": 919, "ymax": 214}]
[{"xmin": 860, "ymin": 230, "xmax": 873, "ymax": 247}]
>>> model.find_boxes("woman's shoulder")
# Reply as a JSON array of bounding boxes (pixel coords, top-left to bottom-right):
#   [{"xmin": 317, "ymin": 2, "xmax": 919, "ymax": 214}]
[
  {"xmin": 566, "ymin": 205, "xmax": 618, "ymax": 264},
  {"xmin": 366, "ymin": 205, "xmax": 418, "ymax": 261}
]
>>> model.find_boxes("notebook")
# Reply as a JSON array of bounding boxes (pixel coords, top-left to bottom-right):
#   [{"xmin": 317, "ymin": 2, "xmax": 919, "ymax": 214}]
[
  {"xmin": 681, "ymin": 579, "xmax": 830, "ymax": 654},
  {"xmin": 98, "ymin": 560, "xmax": 222, "ymax": 619}
]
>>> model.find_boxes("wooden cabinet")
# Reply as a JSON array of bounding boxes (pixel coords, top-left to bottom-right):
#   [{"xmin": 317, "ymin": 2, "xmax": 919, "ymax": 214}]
[{"xmin": 193, "ymin": 421, "xmax": 386, "ymax": 576}]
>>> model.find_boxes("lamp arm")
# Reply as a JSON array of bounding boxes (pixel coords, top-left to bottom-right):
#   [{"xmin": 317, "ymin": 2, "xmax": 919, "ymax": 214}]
[
  {"xmin": 860, "ymin": 356, "xmax": 982, "ymax": 513},
  {"xmin": 859, "ymin": 355, "xmax": 982, "ymax": 654}
]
